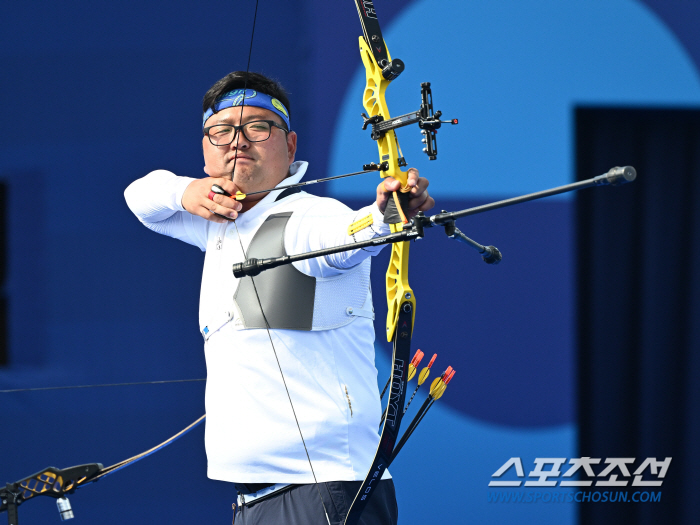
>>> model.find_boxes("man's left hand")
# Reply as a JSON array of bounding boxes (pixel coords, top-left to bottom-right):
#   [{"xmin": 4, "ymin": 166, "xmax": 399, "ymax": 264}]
[{"xmin": 375, "ymin": 168, "xmax": 434, "ymax": 219}]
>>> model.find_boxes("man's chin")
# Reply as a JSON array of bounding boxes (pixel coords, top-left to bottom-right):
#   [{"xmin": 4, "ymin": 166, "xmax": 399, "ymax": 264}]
[
  {"xmin": 231, "ymin": 171, "xmax": 257, "ymax": 190},
  {"xmin": 229, "ymin": 164, "xmax": 253, "ymax": 183}
]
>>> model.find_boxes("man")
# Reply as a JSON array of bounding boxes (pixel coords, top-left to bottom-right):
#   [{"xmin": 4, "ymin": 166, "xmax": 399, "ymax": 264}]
[{"xmin": 125, "ymin": 71, "xmax": 434, "ymax": 524}]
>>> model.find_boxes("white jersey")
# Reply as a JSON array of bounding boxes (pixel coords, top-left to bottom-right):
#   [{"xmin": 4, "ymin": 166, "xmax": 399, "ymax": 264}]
[{"xmin": 124, "ymin": 161, "xmax": 394, "ymax": 484}]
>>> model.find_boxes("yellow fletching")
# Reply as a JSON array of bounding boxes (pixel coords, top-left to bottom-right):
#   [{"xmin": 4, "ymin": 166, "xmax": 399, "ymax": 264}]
[
  {"xmin": 429, "ymin": 375, "xmax": 449, "ymax": 400},
  {"xmin": 429, "ymin": 376, "xmax": 442, "ymax": 396},
  {"xmin": 432, "ymin": 382, "xmax": 447, "ymax": 400},
  {"xmin": 418, "ymin": 366, "xmax": 431, "ymax": 385},
  {"xmin": 408, "ymin": 363, "xmax": 417, "ymax": 381},
  {"xmin": 234, "ymin": 191, "xmax": 246, "ymax": 201}
]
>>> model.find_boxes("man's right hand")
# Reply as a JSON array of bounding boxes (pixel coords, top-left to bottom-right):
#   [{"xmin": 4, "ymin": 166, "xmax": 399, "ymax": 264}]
[{"xmin": 181, "ymin": 177, "xmax": 242, "ymax": 223}]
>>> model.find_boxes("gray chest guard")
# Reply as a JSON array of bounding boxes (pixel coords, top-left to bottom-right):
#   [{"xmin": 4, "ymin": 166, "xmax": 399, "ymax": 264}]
[{"xmin": 234, "ymin": 212, "xmax": 316, "ymax": 330}]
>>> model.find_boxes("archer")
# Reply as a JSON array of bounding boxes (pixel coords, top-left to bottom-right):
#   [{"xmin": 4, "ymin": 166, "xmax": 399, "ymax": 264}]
[{"xmin": 124, "ymin": 71, "xmax": 433, "ymax": 524}]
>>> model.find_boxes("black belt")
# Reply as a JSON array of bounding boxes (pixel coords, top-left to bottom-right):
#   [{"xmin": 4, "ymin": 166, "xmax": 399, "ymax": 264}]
[{"xmin": 234, "ymin": 482, "xmax": 275, "ymax": 495}]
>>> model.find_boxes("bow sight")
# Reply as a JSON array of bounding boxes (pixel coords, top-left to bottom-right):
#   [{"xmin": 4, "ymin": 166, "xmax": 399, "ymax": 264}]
[
  {"xmin": 355, "ymin": 0, "xmax": 457, "ymax": 173},
  {"xmin": 361, "ymin": 82, "xmax": 458, "ymax": 163}
]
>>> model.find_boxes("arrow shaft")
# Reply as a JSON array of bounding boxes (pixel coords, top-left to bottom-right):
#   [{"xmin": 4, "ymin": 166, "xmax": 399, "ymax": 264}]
[
  {"xmin": 239, "ymin": 167, "xmax": 383, "ymax": 199},
  {"xmin": 390, "ymin": 397, "xmax": 434, "ymax": 465},
  {"xmin": 403, "ymin": 383, "xmax": 421, "ymax": 414}
]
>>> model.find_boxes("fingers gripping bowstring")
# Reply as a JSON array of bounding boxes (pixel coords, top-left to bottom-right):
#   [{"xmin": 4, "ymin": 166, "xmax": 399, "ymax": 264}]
[{"xmin": 232, "ymin": 2, "xmax": 331, "ymax": 523}]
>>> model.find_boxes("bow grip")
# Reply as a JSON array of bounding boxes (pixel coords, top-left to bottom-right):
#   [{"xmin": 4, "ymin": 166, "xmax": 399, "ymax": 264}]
[{"xmin": 384, "ymin": 190, "xmax": 411, "ymax": 225}]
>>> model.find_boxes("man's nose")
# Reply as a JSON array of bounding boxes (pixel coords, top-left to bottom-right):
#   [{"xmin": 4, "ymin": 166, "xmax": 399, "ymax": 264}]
[{"xmin": 230, "ymin": 128, "xmax": 250, "ymax": 148}]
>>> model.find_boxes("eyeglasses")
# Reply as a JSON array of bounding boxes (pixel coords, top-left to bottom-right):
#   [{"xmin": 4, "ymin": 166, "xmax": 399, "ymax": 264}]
[{"xmin": 203, "ymin": 120, "xmax": 288, "ymax": 146}]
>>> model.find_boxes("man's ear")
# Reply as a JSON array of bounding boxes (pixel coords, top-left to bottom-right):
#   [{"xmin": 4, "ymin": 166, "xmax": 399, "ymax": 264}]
[{"xmin": 287, "ymin": 131, "xmax": 298, "ymax": 163}]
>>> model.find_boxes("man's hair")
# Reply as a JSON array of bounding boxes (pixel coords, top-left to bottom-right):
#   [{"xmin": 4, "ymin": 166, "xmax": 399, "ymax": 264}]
[{"xmin": 202, "ymin": 71, "xmax": 291, "ymax": 127}]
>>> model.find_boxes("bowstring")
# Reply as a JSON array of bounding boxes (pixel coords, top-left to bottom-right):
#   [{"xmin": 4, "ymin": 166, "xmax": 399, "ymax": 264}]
[
  {"xmin": 230, "ymin": 2, "xmax": 331, "ymax": 523},
  {"xmin": 0, "ymin": 378, "xmax": 205, "ymax": 394}
]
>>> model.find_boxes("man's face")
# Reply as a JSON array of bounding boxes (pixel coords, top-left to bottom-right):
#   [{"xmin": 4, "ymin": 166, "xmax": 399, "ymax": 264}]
[{"xmin": 202, "ymin": 105, "xmax": 297, "ymax": 204}]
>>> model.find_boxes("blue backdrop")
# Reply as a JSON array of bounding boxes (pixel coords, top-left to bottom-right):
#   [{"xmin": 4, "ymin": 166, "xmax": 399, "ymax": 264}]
[{"xmin": 1, "ymin": 1, "xmax": 698, "ymax": 523}]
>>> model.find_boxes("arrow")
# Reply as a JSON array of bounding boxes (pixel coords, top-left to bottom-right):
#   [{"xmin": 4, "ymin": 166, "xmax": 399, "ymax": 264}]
[
  {"xmin": 389, "ymin": 366, "xmax": 455, "ymax": 465},
  {"xmin": 379, "ymin": 348, "xmax": 423, "ymax": 401},
  {"xmin": 209, "ymin": 164, "xmax": 387, "ymax": 203},
  {"xmin": 378, "ymin": 349, "xmax": 424, "ymax": 429},
  {"xmin": 403, "ymin": 352, "xmax": 437, "ymax": 414}
]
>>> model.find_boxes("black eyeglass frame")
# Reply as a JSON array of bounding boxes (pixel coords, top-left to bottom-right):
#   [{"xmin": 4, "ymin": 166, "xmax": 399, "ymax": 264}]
[{"xmin": 203, "ymin": 119, "xmax": 289, "ymax": 146}]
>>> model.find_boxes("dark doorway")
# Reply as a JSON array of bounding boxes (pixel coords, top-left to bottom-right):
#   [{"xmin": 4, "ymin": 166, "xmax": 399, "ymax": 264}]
[
  {"xmin": 0, "ymin": 182, "xmax": 7, "ymax": 366},
  {"xmin": 576, "ymin": 108, "xmax": 700, "ymax": 524}
]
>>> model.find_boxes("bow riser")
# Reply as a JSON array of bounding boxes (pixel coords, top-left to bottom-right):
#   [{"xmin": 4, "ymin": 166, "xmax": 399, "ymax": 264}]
[
  {"xmin": 358, "ymin": 37, "xmax": 407, "ymax": 189},
  {"xmin": 385, "ymin": 233, "xmax": 415, "ymax": 341},
  {"xmin": 358, "ymin": 36, "xmax": 416, "ymax": 341}
]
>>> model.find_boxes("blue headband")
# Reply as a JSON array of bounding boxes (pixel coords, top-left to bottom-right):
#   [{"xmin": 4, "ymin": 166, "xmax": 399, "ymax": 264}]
[{"xmin": 202, "ymin": 89, "xmax": 290, "ymax": 130}]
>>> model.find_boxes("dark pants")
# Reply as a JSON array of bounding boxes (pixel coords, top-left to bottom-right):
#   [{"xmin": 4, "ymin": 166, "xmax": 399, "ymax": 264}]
[{"xmin": 236, "ymin": 480, "xmax": 398, "ymax": 525}]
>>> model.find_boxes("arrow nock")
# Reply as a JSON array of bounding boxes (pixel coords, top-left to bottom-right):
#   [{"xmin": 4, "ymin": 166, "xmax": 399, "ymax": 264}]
[
  {"xmin": 417, "ymin": 353, "xmax": 437, "ymax": 385},
  {"xmin": 430, "ymin": 366, "xmax": 454, "ymax": 400},
  {"xmin": 407, "ymin": 349, "xmax": 425, "ymax": 381}
]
